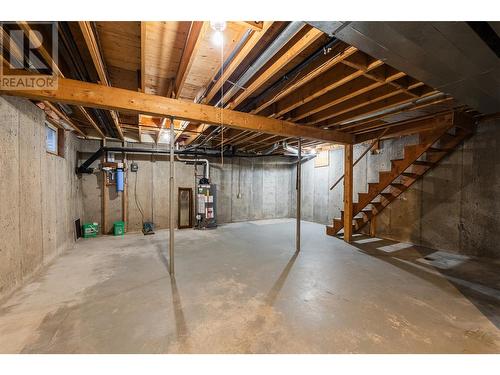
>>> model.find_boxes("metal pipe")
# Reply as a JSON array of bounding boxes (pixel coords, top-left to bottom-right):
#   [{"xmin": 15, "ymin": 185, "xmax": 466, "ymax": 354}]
[
  {"xmin": 169, "ymin": 119, "xmax": 175, "ymax": 275},
  {"xmin": 176, "ymin": 155, "xmax": 210, "ymax": 180},
  {"xmin": 296, "ymin": 138, "xmax": 301, "ymax": 253},
  {"xmin": 77, "ymin": 146, "xmax": 300, "ymax": 174},
  {"xmin": 240, "ymin": 37, "xmax": 340, "ymax": 113},
  {"xmin": 214, "ymin": 22, "xmax": 305, "ymax": 108},
  {"xmin": 261, "ymin": 142, "xmax": 280, "ymax": 155},
  {"xmin": 193, "ymin": 22, "xmax": 305, "ymax": 148}
]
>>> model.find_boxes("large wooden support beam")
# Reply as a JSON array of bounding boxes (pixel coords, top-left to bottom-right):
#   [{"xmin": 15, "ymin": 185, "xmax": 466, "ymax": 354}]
[
  {"xmin": 0, "ymin": 76, "xmax": 353, "ymax": 144},
  {"xmin": 343, "ymin": 144, "xmax": 353, "ymax": 243}
]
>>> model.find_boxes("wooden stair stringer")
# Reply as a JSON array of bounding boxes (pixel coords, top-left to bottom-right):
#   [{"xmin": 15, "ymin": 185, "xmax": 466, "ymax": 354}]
[
  {"xmin": 352, "ymin": 125, "xmax": 475, "ymax": 233},
  {"xmin": 326, "ymin": 122, "xmax": 466, "ymax": 237}
]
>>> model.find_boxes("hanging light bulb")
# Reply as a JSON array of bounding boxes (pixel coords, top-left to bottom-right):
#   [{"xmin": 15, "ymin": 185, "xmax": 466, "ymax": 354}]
[
  {"xmin": 210, "ymin": 21, "xmax": 227, "ymax": 32},
  {"xmin": 212, "ymin": 30, "xmax": 224, "ymax": 46},
  {"xmin": 159, "ymin": 130, "xmax": 171, "ymax": 144},
  {"xmin": 210, "ymin": 21, "xmax": 226, "ymax": 46}
]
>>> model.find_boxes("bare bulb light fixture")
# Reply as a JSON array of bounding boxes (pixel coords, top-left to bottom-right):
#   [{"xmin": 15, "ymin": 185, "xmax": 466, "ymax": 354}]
[{"xmin": 210, "ymin": 21, "xmax": 226, "ymax": 46}]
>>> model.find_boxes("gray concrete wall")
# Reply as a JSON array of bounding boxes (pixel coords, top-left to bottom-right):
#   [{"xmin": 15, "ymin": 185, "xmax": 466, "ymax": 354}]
[
  {"xmin": 78, "ymin": 143, "xmax": 296, "ymax": 231},
  {"xmin": 376, "ymin": 119, "xmax": 500, "ymax": 259},
  {"xmin": 0, "ymin": 96, "xmax": 84, "ymax": 299},
  {"xmin": 79, "ymin": 141, "xmax": 197, "ymax": 232},
  {"xmin": 209, "ymin": 157, "xmax": 294, "ymax": 223},
  {"xmin": 298, "ymin": 122, "xmax": 500, "ymax": 259}
]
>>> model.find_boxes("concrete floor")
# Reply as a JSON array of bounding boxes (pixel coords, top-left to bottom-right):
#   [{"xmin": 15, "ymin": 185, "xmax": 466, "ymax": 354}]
[{"xmin": 0, "ymin": 219, "xmax": 498, "ymax": 353}]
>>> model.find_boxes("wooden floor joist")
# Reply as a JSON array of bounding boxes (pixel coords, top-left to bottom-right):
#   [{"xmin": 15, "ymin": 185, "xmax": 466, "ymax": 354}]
[{"xmin": 0, "ymin": 75, "xmax": 353, "ymax": 144}]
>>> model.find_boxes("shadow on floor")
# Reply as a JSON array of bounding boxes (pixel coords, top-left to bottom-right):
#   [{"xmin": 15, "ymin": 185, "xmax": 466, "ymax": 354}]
[
  {"xmin": 155, "ymin": 244, "xmax": 191, "ymax": 351},
  {"xmin": 264, "ymin": 251, "xmax": 299, "ymax": 307},
  {"xmin": 340, "ymin": 233, "xmax": 500, "ymax": 329}
]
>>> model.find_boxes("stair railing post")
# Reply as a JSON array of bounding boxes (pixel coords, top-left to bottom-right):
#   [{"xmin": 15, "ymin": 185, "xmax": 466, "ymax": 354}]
[{"xmin": 343, "ymin": 144, "xmax": 353, "ymax": 243}]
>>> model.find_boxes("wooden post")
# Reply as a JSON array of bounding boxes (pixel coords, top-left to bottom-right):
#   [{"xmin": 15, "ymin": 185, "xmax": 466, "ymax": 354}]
[
  {"xmin": 122, "ymin": 141, "xmax": 128, "ymax": 232},
  {"xmin": 343, "ymin": 144, "xmax": 353, "ymax": 243},
  {"xmin": 169, "ymin": 118, "xmax": 175, "ymax": 275},
  {"xmin": 102, "ymin": 170, "xmax": 108, "ymax": 234},
  {"xmin": 370, "ymin": 216, "xmax": 377, "ymax": 238},
  {"xmin": 101, "ymin": 139, "xmax": 107, "ymax": 235}
]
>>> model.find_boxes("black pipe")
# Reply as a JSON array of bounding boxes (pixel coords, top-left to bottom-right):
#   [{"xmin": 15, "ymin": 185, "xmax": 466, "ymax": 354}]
[
  {"xmin": 76, "ymin": 146, "xmax": 288, "ymax": 174},
  {"xmin": 239, "ymin": 37, "xmax": 340, "ymax": 113}
]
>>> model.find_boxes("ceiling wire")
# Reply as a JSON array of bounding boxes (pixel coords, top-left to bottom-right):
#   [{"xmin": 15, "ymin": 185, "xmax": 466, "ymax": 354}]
[{"xmin": 220, "ymin": 29, "xmax": 225, "ymax": 166}]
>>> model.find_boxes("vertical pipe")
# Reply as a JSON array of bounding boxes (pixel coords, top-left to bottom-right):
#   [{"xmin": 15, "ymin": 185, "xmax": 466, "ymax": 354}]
[
  {"xmin": 169, "ymin": 118, "xmax": 175, "ymax": 275},
  {"xmin": 296, "ymin": 138, "xmax": 301, "ymax": 252},
  {"xmin": 343, "ymin": 144, "xmax": 353, "ymax": 243},
  {"xmin": 101, "ymin": 139, "xmax": 107, "ymax": 235},
  {"xmin": 122, "ymin": 141, "xmax": 128, "ymax": 232}
]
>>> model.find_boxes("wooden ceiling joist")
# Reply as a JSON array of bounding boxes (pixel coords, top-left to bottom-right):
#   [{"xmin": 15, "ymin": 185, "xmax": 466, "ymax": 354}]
[
  {"xmin": 0, "ymin": 76, "xmax": 353, "ymax": 144},
  {"xmin": 173, "ymin": 21, "xmax": 206, "ymax": 98},
  {"xmin": 303, "ymin": 85, "xmax": 417, "ymax": 125},
  {"xmin": 266, "ymin": 60, "xmax": 384, "ymax": 119},
  {"xmin": 79, "ymin": 21, "xmax": 124, "ymax": 140},
  {"xmin": 140, "ymin": 21, "xmax": 147, "ymax": 93},
  {"xmin": 318, "ymin": 89, "xmax": 438, "ymax": 130},
  {"xmin": 235, "ymin": 21, "xmax": 264, "ymax": 31},
  {"xmin": 203, "ymin": 22, "xmax": 273, "ymax": 105},
  {"xmin": 289, "ymin": 70, "xmax": 406, "ymax": 122},
  {"xmin": 13, "ymin": 22, "xmax": 106, "ymax": 138},
  {"xmin": 336, "ymin": 96, "xmax": 454, "ymax": 134},
  {"xmin": 355, "ymin": 113, "xmax": 454, "ymax": 142},
  {"xmin": 43, "ymin": 102, "xmax": 86, "ymax": 137},
  {"xmin": 228, "ymin": 26, "xmax": 325, "ymax": 109},
  {"xmin": 251, "ymin": 44, "xmax": 358, "ymax": 115}
]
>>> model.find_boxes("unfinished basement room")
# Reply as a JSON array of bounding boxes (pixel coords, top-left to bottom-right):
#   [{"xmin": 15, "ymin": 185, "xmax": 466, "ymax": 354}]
[{"xmin": 1, "ymin": 4, "xmax": 499, "ymax": 362}]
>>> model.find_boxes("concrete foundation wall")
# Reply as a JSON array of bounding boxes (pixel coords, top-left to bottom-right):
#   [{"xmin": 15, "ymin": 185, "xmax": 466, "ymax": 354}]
[
  {"xmin": 298, "ymin": 121, "xmax": 500, "ymax": 259},
  {"xmin": 209, "ymin": 157, "xmax": 294, "ymax": 223},
  {"xmin": 0, "ymin": 96, "xmax": 84, "ymax": 298},
  {"xmin": 78, "ymin": 143, "xmax": 295, "ymax": 231},
  {"xmin": 376, "ymin": 120, "xmax": 500, "ymax": 259}
]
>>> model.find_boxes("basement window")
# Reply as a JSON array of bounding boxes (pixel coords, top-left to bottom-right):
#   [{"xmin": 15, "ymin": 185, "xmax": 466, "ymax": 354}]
[{"xmin": 45, "ymin": 122, "xmax": 65, "ymax": 157}]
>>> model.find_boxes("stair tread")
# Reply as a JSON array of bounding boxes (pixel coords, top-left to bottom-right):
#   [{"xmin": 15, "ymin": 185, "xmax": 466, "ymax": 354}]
[
  {"xmin": 402, "ymin": 172, "xmax": 420, "ymax": 179},
  {"xmin": 428, "ymin": 147, "xmax": 449, "ymax": 152},
  {"xmin": 413, "ymin": 160, "xmax": 435, "ymax": 166},
  {"xmin": 380, "ymin": 192, "xmax": 395, "ymax": 198},
  {"xmin": 390, "ymin": 183, "xmax": 407, "ymax": 189}
]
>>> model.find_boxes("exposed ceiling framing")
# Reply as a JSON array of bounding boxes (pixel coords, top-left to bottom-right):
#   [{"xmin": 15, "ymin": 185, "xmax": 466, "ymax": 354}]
[{"xmin": 1, "ymin": 21, "xmax": 490, "ymax": 153}]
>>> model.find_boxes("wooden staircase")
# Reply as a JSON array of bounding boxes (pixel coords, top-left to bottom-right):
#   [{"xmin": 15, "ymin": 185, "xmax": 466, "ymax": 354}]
[{"xmin": 326, "ymin": 121, "xmax": 475, "ymax": 237}]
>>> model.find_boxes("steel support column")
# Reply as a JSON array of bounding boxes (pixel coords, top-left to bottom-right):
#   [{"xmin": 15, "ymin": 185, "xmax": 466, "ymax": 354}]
[
  {"xmin": 296, "ymin": 138, "xmax": 301, "ymax": 252},
  {"xmin": 169, "ymin": 118, "xmax": 175, "ymax": 275}
]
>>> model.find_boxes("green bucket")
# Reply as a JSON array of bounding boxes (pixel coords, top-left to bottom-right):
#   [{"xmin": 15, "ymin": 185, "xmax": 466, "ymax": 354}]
[
  {"xmin": 82, "ymin": 223, "xmax": 99, "ymax": 238},
  {"xmin": 113, "ymin": 221, "xmax": 125, "ymax": 236}
]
